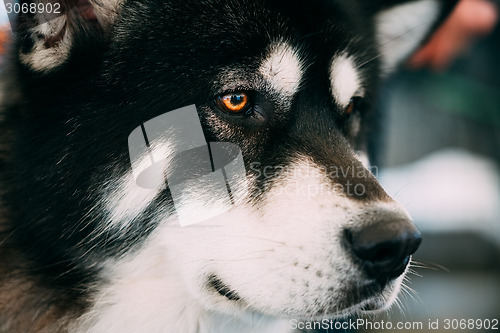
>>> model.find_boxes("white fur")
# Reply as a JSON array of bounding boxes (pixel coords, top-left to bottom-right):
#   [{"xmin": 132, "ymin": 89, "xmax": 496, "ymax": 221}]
[
  {"xmin": 86, "ymin": 158, "xmax": 411, "ymax": 332},
  {"xmin": 375, "ymin": 0, "xmax": 440, "ymax": 73},
  {"xmin": 329, "ymin": 54, "xmax": 363, "ymax": 108},
  {"xmin": 103, "ymin": 172, "xmax": 160, "ymax": 230},
  {"xmin": 259, "ymin": 42, "xmax": 304, "ymax": 98},
  {"xmin": 19, "ymin": 0, "xmax": 124, "ymax": 72},
  {"xmin": 104, "ymin": 141, "xmax": 173, "ymax": 230},
  {"xmin": 19, "ymin": 15, "xmax": 72, "ymax": 72},
  {"xmin": 71, "ymin": 226, "xmax": 292, "ymax": 333}
]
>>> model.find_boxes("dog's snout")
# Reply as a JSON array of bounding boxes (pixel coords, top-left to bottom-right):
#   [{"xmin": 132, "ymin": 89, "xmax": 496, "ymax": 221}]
[{"xmin": 346, "ymin": 219, "xmax": 422, "ymax": 284}]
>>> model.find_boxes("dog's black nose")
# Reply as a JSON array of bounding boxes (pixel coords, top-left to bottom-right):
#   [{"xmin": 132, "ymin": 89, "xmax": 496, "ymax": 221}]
[{"xmin": 347, "ymin": 220, "xmax": 422, "ymax": 284}]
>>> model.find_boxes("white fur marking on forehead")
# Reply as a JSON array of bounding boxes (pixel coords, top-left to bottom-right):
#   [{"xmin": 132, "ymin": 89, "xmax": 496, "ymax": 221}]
[
  {"xmin": 259, "ymin": 42, "xmax": 303, "ymax": 97},
  {"xmin": 329, "ymin": 54, "xmax": 361, "ymax": 108}
]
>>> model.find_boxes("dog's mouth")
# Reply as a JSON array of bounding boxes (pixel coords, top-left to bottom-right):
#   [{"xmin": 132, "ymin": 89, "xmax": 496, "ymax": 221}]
[
  {"xmin": 207, "ymin": 274, "xmax": 242, "ymax": 302},
  {"xmin": 359, "ymin": 301, "xmax": 385, "ymax": 312},
  {"xmin": 327, "ymin": 297, "xmax": 388, "ymax": 318},
  {"xmin": 206, "ymin": 273, "xmax": 398, "ymax": 318}
]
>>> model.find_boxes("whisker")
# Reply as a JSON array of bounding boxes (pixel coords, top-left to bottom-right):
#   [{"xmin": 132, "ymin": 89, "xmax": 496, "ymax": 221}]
[
  {"xmin": 394, "ymin": 295, "xmax": 407, "ymax": 318},
  {"xmin": 411, "ymin": 260, "xmax": 450, "ymax": 272},
  {"xmin": 407, "ymin": 268, "xmax": 423, "ymax": 278},
  {"xmin": 401, "ymin": 281, "xmax": 425, "ymax": 309}
]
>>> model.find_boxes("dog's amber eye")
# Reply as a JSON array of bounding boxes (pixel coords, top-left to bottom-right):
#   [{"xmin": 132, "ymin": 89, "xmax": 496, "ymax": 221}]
[
  {"xmin": 217, "ymin": 92, "xmax": 251, "ymax": 114},
  {"xmin": 346, "ymin": 99, "xmax": 355, "ymax": 114},
  {"xmin": 346, "ymin": 96, "xmax": 363, "ymax": 115}
]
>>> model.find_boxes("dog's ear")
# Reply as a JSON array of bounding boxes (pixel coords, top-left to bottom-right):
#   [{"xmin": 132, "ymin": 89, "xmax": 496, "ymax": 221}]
[
  {"xmin": 15, "ymin": 0, "xmax": 123, "ymax": 73},
  {"xmin": 368, "ymin": 0, "xmax": 459, "ymax": 73}
]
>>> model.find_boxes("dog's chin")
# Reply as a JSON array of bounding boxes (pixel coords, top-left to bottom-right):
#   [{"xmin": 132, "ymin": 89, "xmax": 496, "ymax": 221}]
[
  {"xmin": 296, "ymin": 282, "xmax": 402, "ymax": 320},
  {"xmin": 355, "ymin": 278, "xmax": 404, "ymax": 316},
  {"xmin": 338, "ymin": 290, "xmax": 400, "ymax": 318}
]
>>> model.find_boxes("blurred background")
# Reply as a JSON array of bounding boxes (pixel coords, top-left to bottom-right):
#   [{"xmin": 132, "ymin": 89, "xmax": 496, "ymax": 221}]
[
  {"xmin": 0, "ymin": 1, "xmax": 498, "ymax": 332},
  {"xmin": 366, "ymin": 1, "xmax": 500, "ymax": 332},
  {"xmin": 0, "ymin": 4, "xmax": 9, "ymax": 68}
]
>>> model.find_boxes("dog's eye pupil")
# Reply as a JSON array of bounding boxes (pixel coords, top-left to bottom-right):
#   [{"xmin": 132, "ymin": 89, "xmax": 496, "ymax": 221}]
[
  {"xmin": 217, "ymin": 92, "xmax": 250, "ymax": 114},
  {"xmin": 231, "ymin": 95, "xmax": 245, "ymax": 105}
]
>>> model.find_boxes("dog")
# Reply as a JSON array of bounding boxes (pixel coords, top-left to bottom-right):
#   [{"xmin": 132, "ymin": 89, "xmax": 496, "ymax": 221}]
[{"xmin": 0, "ymin": 0, "xmax": 457, "ymax": 332}]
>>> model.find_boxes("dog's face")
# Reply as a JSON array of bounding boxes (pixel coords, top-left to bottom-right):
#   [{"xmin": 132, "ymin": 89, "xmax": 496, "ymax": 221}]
[{"xmin": 5, "ymin": 0, "xmax": 456, "ymax": 328}]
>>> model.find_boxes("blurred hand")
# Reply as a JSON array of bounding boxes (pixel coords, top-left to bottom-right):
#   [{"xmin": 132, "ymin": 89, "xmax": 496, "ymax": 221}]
[{"xmin": 409, "ymin": 0, "xmax": 498, "ymax": 71}]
